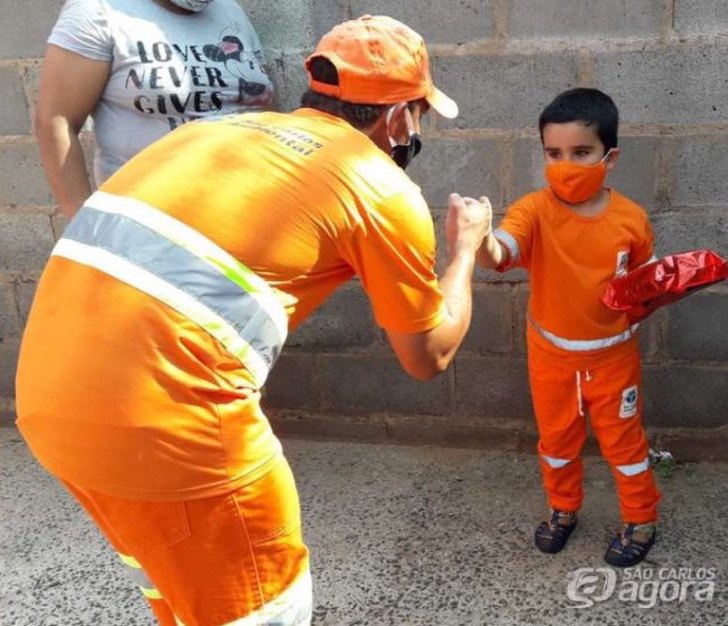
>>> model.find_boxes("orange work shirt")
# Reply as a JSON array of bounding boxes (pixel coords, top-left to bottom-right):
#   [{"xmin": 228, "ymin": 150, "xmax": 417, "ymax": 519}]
[
  {"xmin": 495, "ymin": 188, "xmax": 655, "ymax": 363},
  {"xmin": 16, "ymin": 109, "xmax": 446, "ymax": 500}
]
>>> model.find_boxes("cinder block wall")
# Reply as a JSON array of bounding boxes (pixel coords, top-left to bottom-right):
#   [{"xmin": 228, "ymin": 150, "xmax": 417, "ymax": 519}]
[{"xmin": 1, "ymin": 1, "xmax": 726, "ymax": 457}]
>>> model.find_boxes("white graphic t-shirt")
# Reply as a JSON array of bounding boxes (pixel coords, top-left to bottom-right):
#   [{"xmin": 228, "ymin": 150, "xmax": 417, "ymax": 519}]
[{"xmin": 49, "ymin": 0, "xmax": 274, "ymax": 182}]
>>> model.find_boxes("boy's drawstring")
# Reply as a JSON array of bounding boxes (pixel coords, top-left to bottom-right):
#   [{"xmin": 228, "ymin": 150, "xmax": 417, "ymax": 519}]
[{"xmin": 575, "ymin": 370, "xmax": 592, "ymax": 416}]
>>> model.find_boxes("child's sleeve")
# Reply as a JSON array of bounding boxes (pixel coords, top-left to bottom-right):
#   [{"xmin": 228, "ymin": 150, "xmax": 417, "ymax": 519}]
[
  {"xmin": 629, "ymin": 212, "xmax": 658, "ymax": 270},
  {"xmin": 493, "ymin": 200, "xmax": 535, "ymax": 271}
]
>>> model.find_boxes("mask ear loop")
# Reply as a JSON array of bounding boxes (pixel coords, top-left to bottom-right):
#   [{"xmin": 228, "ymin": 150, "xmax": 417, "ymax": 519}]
[
  {"xmin": 386, "ymin": 103, "xmax": 415, "ymax": 148},
  {"xmin": 385, "ymin": 106, "xmax": 397, "ymax": 149},
  {"xmin": 403, "ymin": 106, "xmax": 416, "ymax": 136}
]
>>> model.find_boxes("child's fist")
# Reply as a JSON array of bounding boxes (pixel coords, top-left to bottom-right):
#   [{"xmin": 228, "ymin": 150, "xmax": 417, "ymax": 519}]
[{"xmin": 446, "ymin": 193, "xmax": 493, "ymax": 256}]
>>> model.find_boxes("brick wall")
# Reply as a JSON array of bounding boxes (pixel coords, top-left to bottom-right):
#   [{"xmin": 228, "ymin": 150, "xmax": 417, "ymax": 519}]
[{"xmin": 1, "ymin": 1, "xmax": 726, "ymax": 456}]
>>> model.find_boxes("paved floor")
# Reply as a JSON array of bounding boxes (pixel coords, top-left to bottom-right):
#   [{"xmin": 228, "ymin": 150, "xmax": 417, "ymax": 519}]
[{"xmin": 1, "ymin": 427, "xmax": 727, "ymax": 626}]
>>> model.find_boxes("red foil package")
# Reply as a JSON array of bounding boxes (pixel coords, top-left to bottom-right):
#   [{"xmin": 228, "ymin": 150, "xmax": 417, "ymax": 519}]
[{"xmin": 602, "ymin": 249, "xmax": 728, "ymax": 323}]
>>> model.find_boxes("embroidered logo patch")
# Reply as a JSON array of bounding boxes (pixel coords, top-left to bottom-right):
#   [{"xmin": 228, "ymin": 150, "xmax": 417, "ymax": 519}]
[
  {"xmin": 615, "ymin": 250, "xmax": 630, "ymax": 277},
  {"xmin": 619, "ymin": 385, "xmax": 638, "ymax": 418}
]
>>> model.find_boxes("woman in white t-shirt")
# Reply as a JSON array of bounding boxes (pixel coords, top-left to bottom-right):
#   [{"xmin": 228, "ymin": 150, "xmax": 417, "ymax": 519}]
[{"xmin": 35, "ymin": 0, "xmax": 274, "ymax": 218}]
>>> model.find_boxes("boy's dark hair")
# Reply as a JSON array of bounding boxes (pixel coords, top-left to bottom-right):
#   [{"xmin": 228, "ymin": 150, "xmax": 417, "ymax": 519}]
[
  {"xmin": 301, "ymin": 57, "xmax": 388, "ymax": 130},
  {"xmin": 301, "ymin": 57, "xmax": 425, "ymax": 130},
  {"xmin": 538, "ymin": 88, "xmax": 619, "ymax": 152}
]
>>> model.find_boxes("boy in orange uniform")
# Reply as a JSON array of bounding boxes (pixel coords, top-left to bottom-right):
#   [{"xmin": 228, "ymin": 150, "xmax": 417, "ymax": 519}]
[{"xmin": 478, "ymin": 88, "xmax": 661, "ymax": 567}]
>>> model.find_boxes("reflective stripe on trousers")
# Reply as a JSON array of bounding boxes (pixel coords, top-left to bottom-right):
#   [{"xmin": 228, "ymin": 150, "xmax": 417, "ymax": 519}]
[
  {"xmin": 221, "ymin": 570, "xmax": 312, "ymax": 626},
  {"xmin": 118, "ymin": 554, "xmax": 312, "ymax": 626},
  {"xmin": 52, "ymin": 191, "xmax": 288, "ymax": 388},
  {"xmin": 616, "ymin": 458, "xmax": 650, "ymax": 477},
  {"xmin": 118, "ymin": 552, "xmax": 164, "ymax": 600},
  {"xmin": 541, "ymin": 454, "xmax": 572, "ymax": 469}
]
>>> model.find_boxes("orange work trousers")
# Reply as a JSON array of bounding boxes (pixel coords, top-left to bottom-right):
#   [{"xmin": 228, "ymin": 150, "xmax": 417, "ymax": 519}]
[
  {"xmin": 527, "ymin": 335, "xmax": 660, "ymax": 524},
  {"xmin": 61, "ymin": 456, "xmax": 311, "ymax": 626}
]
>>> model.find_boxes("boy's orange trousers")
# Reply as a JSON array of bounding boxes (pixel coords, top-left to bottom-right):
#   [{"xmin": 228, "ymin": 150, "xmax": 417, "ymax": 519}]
[
  {"xmin": 62, "ymin": 456, "xmax": 311, "ymax": 626},
  {"xmin": 527, "ymin": 331, "xmax": 661, "ymax": 523}
]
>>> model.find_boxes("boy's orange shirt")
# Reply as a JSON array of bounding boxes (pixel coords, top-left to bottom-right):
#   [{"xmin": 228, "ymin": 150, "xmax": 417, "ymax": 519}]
[
  {"xmin": 16, "ymin": 109, "xmax": 446, "ymax": 500},
  {"xmin": 496, "ymin": 187, "xmax": 654, "ymax": 350}
]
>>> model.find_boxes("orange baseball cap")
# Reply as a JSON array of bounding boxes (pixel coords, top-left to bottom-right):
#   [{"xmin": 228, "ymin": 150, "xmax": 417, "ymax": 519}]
[{"xmin": 305, "ymin": 15, "xmax": 459, "ymax": 119}]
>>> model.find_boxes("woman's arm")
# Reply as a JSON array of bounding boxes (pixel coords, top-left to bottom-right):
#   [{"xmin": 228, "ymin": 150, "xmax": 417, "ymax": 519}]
[{"xmin": 35, "ymin": 45, "xmax": 111, "ymax": 218}]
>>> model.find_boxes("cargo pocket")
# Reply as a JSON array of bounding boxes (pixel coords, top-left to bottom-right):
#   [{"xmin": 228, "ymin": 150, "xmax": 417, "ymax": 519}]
[
  {"xmin": 235, "ymin": 457, "xmax": 302, "ymax": 545},
  {"xmin": 90, "ymin": 496, "xmax": 191, "ymax": 557},
  {"xmin": 232, "ymin": 458, "xmax": 309, "ymax": 605}
]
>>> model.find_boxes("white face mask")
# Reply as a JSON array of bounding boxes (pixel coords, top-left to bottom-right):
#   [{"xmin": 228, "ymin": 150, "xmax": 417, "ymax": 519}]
[{"xmin": 168, "ymin": 0, "xmax": 215, "ymax": 12}]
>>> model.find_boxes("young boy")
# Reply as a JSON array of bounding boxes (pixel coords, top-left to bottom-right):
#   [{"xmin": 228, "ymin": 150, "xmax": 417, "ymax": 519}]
[{"xmin": 478, "ymin": 88, "xmax": 661, "ymax": 567}]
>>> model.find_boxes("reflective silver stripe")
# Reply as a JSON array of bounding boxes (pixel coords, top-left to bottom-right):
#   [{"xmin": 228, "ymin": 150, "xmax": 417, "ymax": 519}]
[
  {"xmin": 529, "ymin": 317, "xmax": 639, "ymax": 352},
  {"xmin": 85, "ymin": 191, "xmax": 287, "ymax": 342},
  {"xmin": 222, "ymin": 569, "xmax": 312, "ymax": 626},
  {"xmin": 494, "ymin": 228, "xmax": 520, "ymax": 265},
  {"xmin": 616, "ymin": 458, "xmax": 650, "ymax": 477},
  {"xmin": 54, "ymin": 239, "xmax": 270, "ymax": 385},
  {"xmin": 118, "ymin": 553, "xmax": 163, "ymax": 600},
  {"xmin": 53, "ymin": 192, "xmax": 287, "ymax": 388},
  {"xmin": 541, "ymin": 455, "xmax": 572, "ymax": 469}
]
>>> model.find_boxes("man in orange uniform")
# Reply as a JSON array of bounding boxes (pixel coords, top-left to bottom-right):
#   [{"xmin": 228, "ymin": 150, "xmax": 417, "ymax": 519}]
[
  {"xmin": 15, "ymin": 15, "xmax": 492, "ymax": 626},
  {"xmin": 478, "ymin": 88, "xmax": 661, "ymax": 567}
]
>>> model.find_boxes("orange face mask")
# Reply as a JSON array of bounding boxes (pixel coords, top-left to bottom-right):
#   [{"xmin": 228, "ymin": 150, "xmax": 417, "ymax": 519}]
[{"xmin": 545, "ymin": 151, "xmax": 613, "ymax": 204}]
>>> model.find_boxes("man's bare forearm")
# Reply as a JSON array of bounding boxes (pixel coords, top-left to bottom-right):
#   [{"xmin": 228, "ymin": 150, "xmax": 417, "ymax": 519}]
[{"xmin": 438, "ymin": 248, "xmax": 476, "ymax": 349}]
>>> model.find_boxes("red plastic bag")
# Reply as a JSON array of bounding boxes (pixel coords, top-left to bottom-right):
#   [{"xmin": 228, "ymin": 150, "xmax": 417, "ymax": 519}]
[{"xmin": 601, "ymin": 249, "xmax": 728, "ymax": 323}]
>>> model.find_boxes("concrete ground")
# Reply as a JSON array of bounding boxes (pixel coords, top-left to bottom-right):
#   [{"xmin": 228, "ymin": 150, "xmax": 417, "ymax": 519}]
[{"xmin": 1, "ymin": 427, "xmax": 726, "ymax": 626}]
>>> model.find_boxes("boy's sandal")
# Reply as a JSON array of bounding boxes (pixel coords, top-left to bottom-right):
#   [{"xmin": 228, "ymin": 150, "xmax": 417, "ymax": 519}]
[
  {"xmin": 604, "ymin": 522, "xmax": 656, "ymax": 567},
  {"xmin": 534, "ymin": 509, "xmax": 577, "ymax": 554}
]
